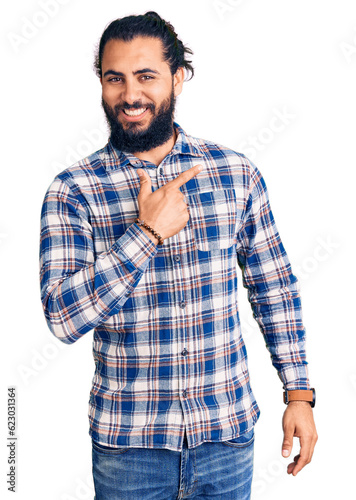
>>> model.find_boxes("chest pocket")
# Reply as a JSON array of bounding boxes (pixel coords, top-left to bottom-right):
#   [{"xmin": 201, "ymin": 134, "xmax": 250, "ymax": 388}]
[{"xmin": 188, "ymin": 189, "xmax": 237, "ymax": 252}]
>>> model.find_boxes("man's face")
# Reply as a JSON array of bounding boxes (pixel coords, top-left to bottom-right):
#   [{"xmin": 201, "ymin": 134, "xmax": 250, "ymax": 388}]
[{"xmin": 100, "ymin": 36, "xmax": 184, "ymax": 153}]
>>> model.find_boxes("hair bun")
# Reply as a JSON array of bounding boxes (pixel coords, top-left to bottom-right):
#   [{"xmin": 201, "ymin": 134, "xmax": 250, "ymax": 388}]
[{"xmin": 144, "ymin": 11, "xmax": 162, "ymax": 21}]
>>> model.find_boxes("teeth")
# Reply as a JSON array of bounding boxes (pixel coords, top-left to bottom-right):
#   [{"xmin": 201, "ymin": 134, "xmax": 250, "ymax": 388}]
[{"xmin": 123, "ymin": 108, "xmax": 147, "ymax": 116}]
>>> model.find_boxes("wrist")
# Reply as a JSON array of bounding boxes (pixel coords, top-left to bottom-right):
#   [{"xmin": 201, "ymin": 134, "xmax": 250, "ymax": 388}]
[
  {"xmin": 140, "ymin": 226, "xmax": 160, "ymax": 245},
  {"xmin": 134, "ymin": 219, "xmax": 164, "ymax": 245},
  {"xmin": 287, "ymin": 400, "xmax": 312, "ymax": 406}
]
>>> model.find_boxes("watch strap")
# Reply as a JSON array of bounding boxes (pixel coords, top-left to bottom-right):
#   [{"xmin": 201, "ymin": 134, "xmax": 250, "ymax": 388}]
[{"xmin": 283, "ymin": 389, "xmax": 315, "ymax": 407}]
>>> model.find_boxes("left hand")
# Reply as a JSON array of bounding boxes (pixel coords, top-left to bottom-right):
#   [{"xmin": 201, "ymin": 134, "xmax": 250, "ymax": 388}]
[{"xmin": 282, "ymin": 401, "xmax": 318, "ymax": 476}]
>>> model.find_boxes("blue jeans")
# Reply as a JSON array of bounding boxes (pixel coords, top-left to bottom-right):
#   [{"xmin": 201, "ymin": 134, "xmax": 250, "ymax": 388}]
[{"xmin": 92, "ymin": 429, "xmax": 254, "ymax": 499}]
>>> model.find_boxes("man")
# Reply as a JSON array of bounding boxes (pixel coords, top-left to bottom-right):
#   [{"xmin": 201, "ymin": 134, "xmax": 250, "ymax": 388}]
[{"xmin": 40, "ymin": 11, "xmax": 317, "ymax": 499}]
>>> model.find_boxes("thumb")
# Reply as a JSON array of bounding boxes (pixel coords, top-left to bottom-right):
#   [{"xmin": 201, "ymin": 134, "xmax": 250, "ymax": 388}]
[
  {"xmin": 282, "ymin": 427, "xmax": 294, "ymax": 458},
  {"xmin": 137, "ymin": 169, "xmax": 152, "ymax": 197}
]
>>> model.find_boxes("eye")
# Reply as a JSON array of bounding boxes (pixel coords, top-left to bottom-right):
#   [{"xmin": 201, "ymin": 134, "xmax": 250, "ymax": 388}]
[
  {"xmin": 140, "ymin": 75, "xmax": 154, "ymax": 81},
  {"xmin": 108, "ymin": 77, "xmax": 123, "ymax": 83}
]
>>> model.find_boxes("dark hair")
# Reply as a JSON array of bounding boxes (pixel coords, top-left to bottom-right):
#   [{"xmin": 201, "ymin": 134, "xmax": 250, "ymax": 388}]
[{"xmin": 94, "ymin": 11, "xmax": 194, "ymax": 80}]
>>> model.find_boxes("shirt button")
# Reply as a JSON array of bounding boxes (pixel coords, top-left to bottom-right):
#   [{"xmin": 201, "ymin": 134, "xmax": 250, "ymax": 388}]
[
  {"xmin": 174, "ymin": 255, "xmax": 181, "ymax": 262},
  {"xmin": 158, "ymin": 167, "xmax": 164, "ymax": 175},
  {"xmin": 182, "ymin": 390, "xmax": 188, "ymax": 398},
  {"xmin": 180, "ymin": 302, "xmax": 186, "ymax": 309},
  {"xmin": 181, "ymin": 348, "xmax": 188, "ymax": 356}
]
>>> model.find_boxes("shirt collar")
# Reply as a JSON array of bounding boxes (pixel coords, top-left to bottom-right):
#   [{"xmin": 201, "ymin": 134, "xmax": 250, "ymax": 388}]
[
  {"xmin": 170, "ymin": 122, "xmax": 203, "ymax": 158},
  {"xmin": 106, "ymin": 122, "xmax": 203, "ymax": 170}
]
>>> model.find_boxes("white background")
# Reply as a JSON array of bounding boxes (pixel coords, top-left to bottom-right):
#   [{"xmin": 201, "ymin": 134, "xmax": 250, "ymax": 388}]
[{"xmin": 1, "ymin": 0, "xmax": 356, "ymax": 498}]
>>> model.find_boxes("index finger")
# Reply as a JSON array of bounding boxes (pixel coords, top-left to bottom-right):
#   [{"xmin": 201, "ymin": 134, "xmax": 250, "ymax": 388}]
[
  {"xmin": 292, "ymin": 436, "xmax": 314, "ymax": 476},
  {"xmin": 168, "ymin": 164, "xmax": 203, "ymax": 189}
]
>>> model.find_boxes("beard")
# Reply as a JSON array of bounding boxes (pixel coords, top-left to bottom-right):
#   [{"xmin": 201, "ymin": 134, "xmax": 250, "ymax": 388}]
[{"xmin": 101, "ymin": 88, "xmax": 176, "ymax": 153}]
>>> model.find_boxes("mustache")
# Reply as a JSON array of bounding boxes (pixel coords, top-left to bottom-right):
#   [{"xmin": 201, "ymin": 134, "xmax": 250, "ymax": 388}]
[{"xmin": 114, "ymin": 102, "xmax": 155, "ymax": 114}]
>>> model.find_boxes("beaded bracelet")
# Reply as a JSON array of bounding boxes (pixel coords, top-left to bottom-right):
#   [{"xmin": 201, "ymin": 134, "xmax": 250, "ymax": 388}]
[{"xmin": 135, "ymin": 218, "xmax": 164, "ymax": 245}]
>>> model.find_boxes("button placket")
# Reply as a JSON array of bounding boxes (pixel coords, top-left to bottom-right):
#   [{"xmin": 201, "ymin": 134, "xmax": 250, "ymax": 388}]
[
  {"xmin": 161, "ymin": 158, "xmax": 189, "ymax": 414},
  {"xmin": 170, "ymin": 242, "xmax": 189, "ymax": 406}
]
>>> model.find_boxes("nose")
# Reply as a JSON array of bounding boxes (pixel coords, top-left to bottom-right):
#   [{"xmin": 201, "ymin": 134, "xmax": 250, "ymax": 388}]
[{"xmin": 121, "ymin": 78, "xmax": 142, "ymax": 105}]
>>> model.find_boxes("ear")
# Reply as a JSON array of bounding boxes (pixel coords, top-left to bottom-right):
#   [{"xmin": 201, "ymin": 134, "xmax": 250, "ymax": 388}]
[{"xmin": 173, "ymin": 67, "xmax": 185, "ymax": 97}]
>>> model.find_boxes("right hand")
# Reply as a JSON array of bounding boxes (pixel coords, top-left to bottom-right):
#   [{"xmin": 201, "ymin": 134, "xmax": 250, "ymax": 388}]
[{"xmin": 136, "ymin": 164, "xmax": 203, "ymax": 241}]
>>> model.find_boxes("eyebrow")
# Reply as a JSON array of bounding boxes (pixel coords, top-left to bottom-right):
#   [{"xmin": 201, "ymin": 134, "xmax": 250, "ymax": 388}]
[{"xmin": 103, "ymin": 68, "xmax": 160, "ymax": 78}]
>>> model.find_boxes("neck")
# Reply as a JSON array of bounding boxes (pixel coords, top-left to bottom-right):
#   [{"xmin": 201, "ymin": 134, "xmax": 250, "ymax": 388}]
[{"xmin": 132, "ymin": 128, "xmax": 177, "ymax": 166}]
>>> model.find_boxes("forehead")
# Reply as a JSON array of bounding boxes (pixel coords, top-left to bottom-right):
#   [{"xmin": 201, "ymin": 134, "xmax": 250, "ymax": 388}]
[{"xmin": 101, "ymin": 36, "xmax": 169, "ymax": 73}]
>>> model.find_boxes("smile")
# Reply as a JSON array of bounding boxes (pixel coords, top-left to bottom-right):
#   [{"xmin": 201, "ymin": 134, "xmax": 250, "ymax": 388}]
[{"xmin": 123, "ymin": 107, "xmax": 148, "ymax": 117}]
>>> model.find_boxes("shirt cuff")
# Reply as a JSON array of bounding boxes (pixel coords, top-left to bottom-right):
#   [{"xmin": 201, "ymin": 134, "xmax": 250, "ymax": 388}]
[
  {"xmin": 111, "ymin": 223, "xmax": 158, "ymax": 273},
  {"xmin": 278, "ymin": 362, "xmax": 311, "ymax": 390}
]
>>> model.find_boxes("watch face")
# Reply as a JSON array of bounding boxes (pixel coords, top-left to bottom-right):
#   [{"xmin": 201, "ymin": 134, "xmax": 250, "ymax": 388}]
[{"xmin": 311, "ymin": 388, "xmax": 316, "ymax": 408}]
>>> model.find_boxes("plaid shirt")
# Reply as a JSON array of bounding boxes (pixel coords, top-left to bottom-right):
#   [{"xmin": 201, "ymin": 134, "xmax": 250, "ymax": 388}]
[{"xmin": 40, "ymin": 123, "xmax": 310, "ymax": 451}]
